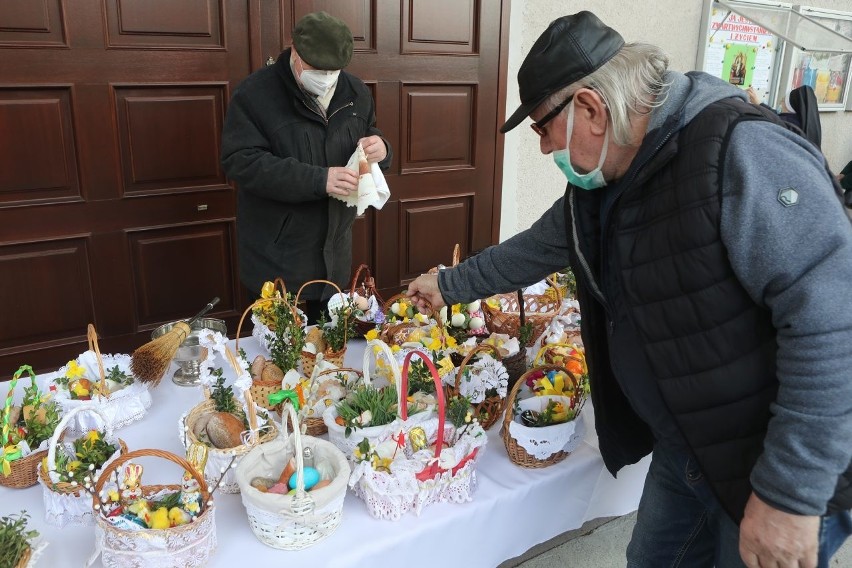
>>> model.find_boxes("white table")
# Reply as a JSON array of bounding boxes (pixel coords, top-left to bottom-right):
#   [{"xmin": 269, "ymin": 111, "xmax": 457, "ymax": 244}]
[{"xmin": 1, "ymin": 337, "xmax": 649, "ymax": 568}]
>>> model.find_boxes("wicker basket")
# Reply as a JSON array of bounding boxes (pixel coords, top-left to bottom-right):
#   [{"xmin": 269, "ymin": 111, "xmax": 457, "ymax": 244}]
[
  {"xmin": 236, "ymin": 402, "xmax": 350, "ymax": 550},
  {"xmin": 349, "ymin": 350, "xmax": 486, "ymax": 520},
  {"xmin": 296, "ymin": 279, "xmax": 350, "ymax": 377},
  {"xmin": 1, "ymin": 365, "xmax": 52, "ymax": 489},
  {"xmin": 14, "ymin": 546, "xmax": 31, "ymax": 568},
  {"xmin": 501, "ymin": 364, "xmax": 585, "ymax": 468},
  {"xmin": 445, "ymin": 344, "xmax": 507, "ymax": 431},
  {"xmin": 503, "ymin": 347, "xmax": 529, "ymax": 390},
  {"xmin": 180, "ymin": 345, "xmax": 279, "ymax": 494},
  {"xmin": 379, "ymin": 292, "xmax": 435, "ymax": 346},
  {"xmin": 299, "ymin": 367, "xmax": 363, "ymax": 436},
  {"xmin": 39, "ymin": 404, "xmax": 128, "ymax": 527},
  {"xmin": 347, "ymin": 263, "xmax": 384, "ymax": 337},
  {"xmin": 53, "ymin": 324, "xmax": 152, "ymax": 436},
  {"xmin": 237, "ymin": 292, "xmax": 304, "ymax": 412},
  {"xmin": 482, "ymin": 281, "xmax": 562, "ymax": 347},
  {"xmin": 91, "ymin": 449, "xmax": 217, "ymax": 567}
]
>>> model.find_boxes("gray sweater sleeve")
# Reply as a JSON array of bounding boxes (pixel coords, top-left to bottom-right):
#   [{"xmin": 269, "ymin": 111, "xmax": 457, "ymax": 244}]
[
  {"xmin": 721, "ymin": 121, "xmax": 852, "ymax": 515},
  {"xmin": 439, "ymin": 194, "xmax": 573, "ymax": 305}
]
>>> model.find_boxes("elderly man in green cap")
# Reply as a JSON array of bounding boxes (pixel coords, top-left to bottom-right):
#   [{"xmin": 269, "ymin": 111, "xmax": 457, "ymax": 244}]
[
  {"xmin": 221, "ymin": 11, "xmax": 391, "ymax": 322},
  {"xmin": 408, "ymin": 10, "xmax": 852, "ymax": 568}
]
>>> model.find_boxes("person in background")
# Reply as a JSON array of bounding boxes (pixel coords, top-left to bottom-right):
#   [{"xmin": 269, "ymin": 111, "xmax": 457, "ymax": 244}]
[
  {"xmin": 747, "ymin": 84, "xmax": 822, "ymax": 149},
  {"xmin": 409, "ymin": 11, "xmax": 852, "ymax": 568},
  {"xmin": 221, "ymin": 11, "xmax": 392, "ymax": 322}
]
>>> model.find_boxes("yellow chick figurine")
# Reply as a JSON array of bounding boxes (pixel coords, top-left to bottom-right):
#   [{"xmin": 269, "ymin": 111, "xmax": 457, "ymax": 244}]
[
  {"xmin": 70, "ymin": 380, "xmax": 90, "ymax": 398},
  {"xmin": 168, "ymin": 507, "xmax": 192, "ymax": 527},
  {"xmin": 147, "ymin": 507, "xmax": 170, "ymax": 530}
]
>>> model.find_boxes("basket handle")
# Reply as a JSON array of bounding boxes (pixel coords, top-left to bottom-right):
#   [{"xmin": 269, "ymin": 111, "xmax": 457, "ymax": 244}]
[
  {"xmin": 400, "ymin": 351, "xmax": 445, "ymax": 479},
  {"xmin": 452, "ymin": 343, "xmax": 500, "ymax": 392},
  {"xmin": 45, "ymin": 403, "xmax": 114, "ymax": 485},
  {"xmin": 92, "ymin": 448, "xmax": 210, "ymax": 509},
  {"xmin": 304, "ymin": 367, "xmax": 362, "ymax": 408},
  {"xmin": 363, "ymin": 340, "xmax": 402, "ymax": 408},
  {"xmin": 222, "ymin": 346, "xmax": 259, "ymax": 433},
  {"xmin": 273, "ymin": 277, "xmax": 288, "ymax": 297},
  {"xmin": 87, "ymin": 324, "xmax": 108, "ymax": 397},
  {"xmin": 451, "ymin": 244, "xmax": 461, "ymax": 267},
  {"xmin": 545, "ymin": 275, "xmax": 563, "ymax": 304},
  {"xmin": 296, "ymin": 279, "xmax": 348, "ymax": 343},
  {"xmin": 3, "ymin": 365, "xmax": 36, "ymax": 446},
  {"xmin": 235, "ymin": 295, "xmax": 302, "ymax": 352},
  {"xmin": 347, "ymin": 264, "xmax": 371, "ymax": 297},
  {"xmin": 501, "ymin": 364, "xmax": 579, "ymax": 432},
  {"xmin": 280, "ymin": 402, "xmax": 315, "ymax": 515}
]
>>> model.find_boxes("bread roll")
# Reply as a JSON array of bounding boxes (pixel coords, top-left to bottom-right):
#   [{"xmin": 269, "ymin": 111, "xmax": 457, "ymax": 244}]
[
  {"xmin": 250, "ymin": 355, "xmax": 266, "ymax": 381},
  {"xmin": 206, "ymin": 411, "xmax": 245, "ymax": 448}
]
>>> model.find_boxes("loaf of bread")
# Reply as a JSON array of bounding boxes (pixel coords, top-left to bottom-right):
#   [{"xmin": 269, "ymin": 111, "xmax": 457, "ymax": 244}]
[
  {"xmin": 206, "ymin": 411, "xmax": 245, "ymax": 448},
  {"xmin": 250, "ymin": 355, "xmax": 266, "ymax": 382},
  {"xmin": 260, "ymin": 362, "xmax": 284, "ymax": 384}
]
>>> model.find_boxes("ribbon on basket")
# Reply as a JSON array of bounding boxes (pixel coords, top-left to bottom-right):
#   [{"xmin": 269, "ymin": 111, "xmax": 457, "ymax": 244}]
[
  {"xmin": 268, "ymin": 389, "xmax": 302, "ymax": 411},
  {"xmin": 240, "ymin": 423, "xmax": 276, "ymax": 447}
]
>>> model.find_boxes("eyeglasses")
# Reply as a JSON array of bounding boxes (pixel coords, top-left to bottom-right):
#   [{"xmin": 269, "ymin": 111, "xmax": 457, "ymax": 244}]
[{"xmin": 530, "ymin": 94, "xmax": 574, "ymax": 137}]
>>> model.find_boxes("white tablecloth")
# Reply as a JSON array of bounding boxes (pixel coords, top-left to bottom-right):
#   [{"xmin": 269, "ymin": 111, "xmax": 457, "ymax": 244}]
[{"xmin": 1, "ymin": 337, "xmax": 649, "ymax": 568}]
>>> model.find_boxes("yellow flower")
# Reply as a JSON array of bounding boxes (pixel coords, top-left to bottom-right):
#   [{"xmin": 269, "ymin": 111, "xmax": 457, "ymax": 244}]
[
  {"xmin": 65, "ymin": 360, "xmax": 86, "ymax": 381},
  {"xmin": 391, "ymin": 345, "xmax": 401, "ymax": 353},
  {"xmin": 426, "ymin": 338, "xmax": 442, "ymax": 350},
  {"xmin": 485, "ymin": 297, "xmax": 501, "ymax": 309},
  {"xmin": 365, "ymin": 329, "xmax": 379, "ymax": 341},
  {"xmin": 67, "ymin": 460, "xmax": 82, "ymax": 472},
  {"xmin": 437, "ymin": 357, "xmax": 455, "ymax": 376},
  {"xmin": 85, "ymin": 430, "xmax": 101, "ymax": 444},
  {"xmin": 451, "ymin": 304, "xmax": 462, "ymax": 315},
  {"xmin": 260, "ymin": 281, "xmax": 275, "ymax": 299}
]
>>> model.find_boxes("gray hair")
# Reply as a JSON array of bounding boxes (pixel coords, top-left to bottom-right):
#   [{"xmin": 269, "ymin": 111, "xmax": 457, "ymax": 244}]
[{"xmin": 544, "ymin": 43, "xmax": 670, "ymax": 146}]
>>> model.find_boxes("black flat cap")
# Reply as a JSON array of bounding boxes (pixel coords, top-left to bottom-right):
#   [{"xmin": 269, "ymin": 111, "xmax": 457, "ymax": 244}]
[
  {"xmin": 293, "ymin": 12, "xmax": 354, "ymax": 70},
  {"xmin": 500, "ymin": 11, "xmax": 624, "ymax": 133}
]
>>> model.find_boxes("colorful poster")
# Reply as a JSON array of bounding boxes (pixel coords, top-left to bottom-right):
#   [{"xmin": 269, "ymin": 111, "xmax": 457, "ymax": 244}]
[
  {"xmin": 703, "ymin": 4, "xmax": 780, "ymax": 102},
  {"xmin": 786, "ymin": 13, "xmax": 851, "ymax": 107}
]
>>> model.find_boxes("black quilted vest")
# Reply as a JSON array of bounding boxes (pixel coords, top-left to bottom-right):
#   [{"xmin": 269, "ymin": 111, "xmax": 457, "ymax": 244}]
[{"xmin": 566, "ymin": 97, "xmax": 852, "ymax": 522}]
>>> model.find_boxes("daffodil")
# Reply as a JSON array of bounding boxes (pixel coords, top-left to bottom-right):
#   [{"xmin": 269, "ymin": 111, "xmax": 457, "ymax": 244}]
[
  {"xmin": 437, "ymin": 357, "xmax": 455, "ymax": 376},
  {"xmin": 451, "ymin": 304, "xmax": 462, "ymax": 315},
  {"xmin": 65, "ymin": 360, "xmax": 86, "ymax": 381},
  {"xmin": 260, "ymin": 281, "xmax": 275, "ymax": 299},
  {"xmin": 67, "ymin": 460, "xmax": 83, "ymax": 472},
  {"xmin": 365, "ymin": 329, "xmax": 379, "ymax": 341}
]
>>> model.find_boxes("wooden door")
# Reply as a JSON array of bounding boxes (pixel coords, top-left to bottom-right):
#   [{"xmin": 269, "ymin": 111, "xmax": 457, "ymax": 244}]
[
  {"xmin": 0, "ymin": 0, "xmax": 251, "ymax": 372},
  {"xmin": 259, "ymin": 0, "xmax": 510, "ymax": 297}
]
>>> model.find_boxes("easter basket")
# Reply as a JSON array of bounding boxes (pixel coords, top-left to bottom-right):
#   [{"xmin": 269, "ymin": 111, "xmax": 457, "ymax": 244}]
[
  {"xmin": 297, "ymin": 279, "xmax": 350, "ymax": 378},
  {"xmin": 482, "ymin": 279, "xmax": 562, "ymax": 347},
  {"xmin": 1, "ymin": 365, "xmax": 57, "ymax": 490},
  {"xmin": 379, "ymin": 293, "xmax": 436, "ymax": 347},
  {"xmin": 88, "ymin": 449, "xmax": 217, "ymax": 568},
  {"xmin": 53, "ymin": 325, "xmax": 152, "ymax": 436},
  {"xmin": 322, "ymin": 339, "xmax": 434, "ymax": 458},
  {"xmin": 346, "ymin": 263, "xmax": 384, "ymax": 337},
  {"xmin": 501, "ymin": 364, "xmax": 587, "ymax": 468},
  {"xmin": 299, "ymin": 365, "xmax": 364, "ymax": 437},
  {"xmin": 235, "ymin": 402, "xmax": 350, "ymax": 550},
  {"xmin": 179, "ymin": 333, "xmax": 279, "ymax": 494},
  {"xmin": 444, "ymin": 344, "xmax": 508, "ymax": 431},
  {"xmin": 38, "ymin": 404, "xmax": 128, "ymax": 527},
  {"xmin": 349, "ymin": 350, "xmax": 488, "ymax": 520},
  {"xmin": 238, "ymin": 291, "xmax": 305, "ymax": 412},
  {"xmin": 250, "ymin": 278, "xmax": 308, "ymax": 354}
]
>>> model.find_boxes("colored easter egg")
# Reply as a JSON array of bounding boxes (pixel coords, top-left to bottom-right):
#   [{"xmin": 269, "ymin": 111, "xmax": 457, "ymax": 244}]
[{"xmin": 289, "ymin": 466, "xmax": 320, "ymax": 490}]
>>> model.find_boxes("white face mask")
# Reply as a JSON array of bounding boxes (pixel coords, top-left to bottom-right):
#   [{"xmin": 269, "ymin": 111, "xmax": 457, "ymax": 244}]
[{"xmin": 296, "ymin": 56, "xmax": 339, "ymax": 98}]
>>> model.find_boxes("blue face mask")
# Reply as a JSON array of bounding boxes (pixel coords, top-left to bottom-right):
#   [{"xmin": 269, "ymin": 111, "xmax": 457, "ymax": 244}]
[{"xmin": 552, "ymin": 100, "xmax": 609, "ymax": 190}]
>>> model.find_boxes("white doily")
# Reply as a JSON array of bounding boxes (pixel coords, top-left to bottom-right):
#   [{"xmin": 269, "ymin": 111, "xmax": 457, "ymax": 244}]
[
  {"xmin": 442, "ymin": 354, "xmax": 508, "ymax": 403},
  {"xmin": 507, "ymin": 397, "xmax": 587, "ymax": 459},
  {"xmin": 197, "ymin": 331, "xmax": 252, "ymax": 404},
  {"xmin": 90, "ymin": 489, "xmax": 217, "ymax": 568},
  {"xmin": 54, "ymin": 352, "xmax": 152, "ymax": 436}
]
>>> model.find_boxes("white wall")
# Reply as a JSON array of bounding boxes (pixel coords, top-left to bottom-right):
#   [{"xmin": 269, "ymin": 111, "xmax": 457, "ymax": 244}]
[{"xmin": 500, "ymin": 0, "xmax": 852, "ymax": 240}]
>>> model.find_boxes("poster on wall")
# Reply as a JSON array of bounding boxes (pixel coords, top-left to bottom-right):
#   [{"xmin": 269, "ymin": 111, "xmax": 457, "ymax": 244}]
[
  {"xmin": 783, "ymin": 8, "xmax": 852, "ymax": 110},
  {"xmin": 703, "ymin": 4, "xmax": 781, "ymax": 104}
]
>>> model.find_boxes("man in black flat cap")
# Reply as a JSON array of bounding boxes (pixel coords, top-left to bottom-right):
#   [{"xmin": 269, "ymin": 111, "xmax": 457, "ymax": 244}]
[
  {"xmin": 221, "ymin": 11, "xmax": 391, "ymax": 321},
  {"xmin": 407, "ymin": 11, "xmax": 852, "ymax": 568}
]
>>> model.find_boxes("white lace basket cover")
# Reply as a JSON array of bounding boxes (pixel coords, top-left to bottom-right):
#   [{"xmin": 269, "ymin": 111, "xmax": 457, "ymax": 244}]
[
  {"xmin": 251, "ymin": 309, "xmax": 307, "ymax": 354},
  {"xmin": 235, "ymin": 404, "xmax": 350, "ymax": 550},
  {"xmin": 92, "ymin": 487, "xmax": 216, "ymax": 568},
  {"xmin": 322, "ymin": 340, "xmax": 434, "ymax": 458},
  {"xmin": 349, "ymin": 351, "xmax": 488, "ymax": 520},
  {"xmin": 507, "ymin": 395, "xmax": 587, "ymax": 460},
  {"xmin": 440, "ymin": 352, "xmax": 508, "ymax": 404},
  {"xmin": 40, "ymin": 404, "xmax": 126, "ymax": 528},
  {"xmin": 178, "ymin": 331, "xmax": 279, "ymax": 494},
  {"xmin": 53, "ymin": 351, "xmax": 151, "ymax": 437}
]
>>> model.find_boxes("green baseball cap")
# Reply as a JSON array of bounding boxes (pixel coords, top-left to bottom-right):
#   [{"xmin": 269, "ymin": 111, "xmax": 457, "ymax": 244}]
[{"xmin": 293, "ymin": 12, "xmax": 354, "ymax": 70}]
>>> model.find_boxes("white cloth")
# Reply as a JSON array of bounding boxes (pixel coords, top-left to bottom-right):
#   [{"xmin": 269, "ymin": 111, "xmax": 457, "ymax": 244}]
[{"xmin": 331, "ymin": 145, "xmax": 390, "ymax": 215}]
